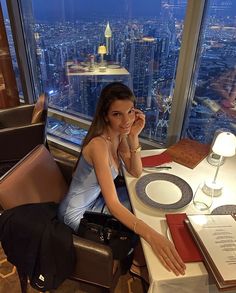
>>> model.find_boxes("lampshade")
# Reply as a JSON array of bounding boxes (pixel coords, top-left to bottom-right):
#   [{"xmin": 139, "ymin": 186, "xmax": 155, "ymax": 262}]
[
  {"xmin": 212, "ymin": 132, "xmax": 236, "ymax": 157},
  {"xmin": 98, "ymin": 45, "xmax": 107, "ymax": 55}
]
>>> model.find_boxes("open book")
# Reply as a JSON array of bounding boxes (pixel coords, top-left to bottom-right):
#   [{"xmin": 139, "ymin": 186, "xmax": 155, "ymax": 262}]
[{"xmin": 186, "ymin": 214, "xmax": 236, "ymax": 291}]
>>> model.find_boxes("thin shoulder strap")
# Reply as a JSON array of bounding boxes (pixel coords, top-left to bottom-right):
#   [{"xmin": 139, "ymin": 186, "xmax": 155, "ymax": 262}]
[{"xmin": 99, "ymin": 136, "xmax": 113, "ymax": 166}]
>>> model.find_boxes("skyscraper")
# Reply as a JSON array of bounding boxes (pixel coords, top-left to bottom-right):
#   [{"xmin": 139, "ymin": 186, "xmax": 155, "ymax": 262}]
[
  {"xmin": 124, "ymin": 37, "xmax": 160, "ymax": 109},
  {"xmin": 104, "ymin": 22, "xmax": 112, "ymax": 57}
]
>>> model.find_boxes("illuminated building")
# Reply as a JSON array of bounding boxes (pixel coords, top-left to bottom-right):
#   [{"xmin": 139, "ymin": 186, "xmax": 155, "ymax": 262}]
[
  {"xmin": 104, "ymin": 22, "xmax": 112, "ymax": 56},
  {"xmin": 124, "ymin": 37, "xmax": 160, "ymax": 109}
]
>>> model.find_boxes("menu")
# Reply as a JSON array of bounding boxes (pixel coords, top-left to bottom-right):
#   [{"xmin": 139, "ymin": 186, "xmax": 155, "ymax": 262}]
[
  {"xmin": 186, "ymin": 215, "xmax": 236, "ymax": 290},
  {"xmin": 163, "ymin": 138, "xmax": 210, "ymax": 169}
]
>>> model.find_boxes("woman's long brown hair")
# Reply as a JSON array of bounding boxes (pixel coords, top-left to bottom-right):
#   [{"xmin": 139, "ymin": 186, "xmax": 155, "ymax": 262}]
[{"xmin": 74, "ymin": 82, "xmax": 136, "ymax": 169}]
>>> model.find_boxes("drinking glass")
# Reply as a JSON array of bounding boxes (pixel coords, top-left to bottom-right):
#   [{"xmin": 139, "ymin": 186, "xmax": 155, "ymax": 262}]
[{"xmin": 193, "ymin": 182, "xmax": 214, "ymax": 211}]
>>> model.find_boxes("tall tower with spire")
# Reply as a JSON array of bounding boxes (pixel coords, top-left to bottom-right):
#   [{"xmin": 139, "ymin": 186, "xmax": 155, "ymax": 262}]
[{"xmin": 104, "ymin": 22, "xmax": 112, "ymax": 56}]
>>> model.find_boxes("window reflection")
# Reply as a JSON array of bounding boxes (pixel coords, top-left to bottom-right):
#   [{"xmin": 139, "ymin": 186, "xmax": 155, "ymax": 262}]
[{"xmin": 47, "ymin": 116, "xmax": 87, "ymax": 146}]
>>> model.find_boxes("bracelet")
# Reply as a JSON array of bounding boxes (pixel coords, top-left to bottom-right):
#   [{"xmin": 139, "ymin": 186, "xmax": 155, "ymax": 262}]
[
  {"xmin": 133, "ymin": 219, "xmax": 141, "ymax": 233},
  {"xmin": 130, "ymin": 144, "xmax": 142, "ymax": 153}
]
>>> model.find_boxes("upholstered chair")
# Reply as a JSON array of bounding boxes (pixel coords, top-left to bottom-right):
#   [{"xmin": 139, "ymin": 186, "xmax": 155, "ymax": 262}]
[
  {"xmin": 0, "ymin": 144, "xmax": 126, "ymax": 293},
  {"xmin": 0, "ymin": 93, "xmax": 48, "ymax": 176}
]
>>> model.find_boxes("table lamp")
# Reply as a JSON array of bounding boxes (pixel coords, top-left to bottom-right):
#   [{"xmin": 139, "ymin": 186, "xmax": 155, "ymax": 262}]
[
  {"xmin": 98, "ymin": 45, "xmax": 107, "ymax": 71},
  {"xmin": 207, "ymin": 128, "xmax": 228, "ymax": 166},
  {"xmin": 202, "ymin": 131, "xmax": 236, "ymax": 196}
]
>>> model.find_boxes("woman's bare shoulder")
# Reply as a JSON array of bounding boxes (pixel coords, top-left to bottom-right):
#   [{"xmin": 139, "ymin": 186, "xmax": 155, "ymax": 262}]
[
  {"xmin": 90, "ymin": 136, "xmax": 107, "ymax": 146},
  {"xmin": 83, "ymin": 136, "xmax": 108, "ymax": 163},
  {"xmin": 85, "ymin": 136, "xmax": 108, "ymax": 153}
]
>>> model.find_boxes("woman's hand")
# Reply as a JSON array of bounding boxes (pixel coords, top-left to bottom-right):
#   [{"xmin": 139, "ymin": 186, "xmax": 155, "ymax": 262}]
[
  {"xmin": 129, "ymin": 109, "xmax": 145, "ymax": 137},
  {"xmin": 148, "ymin": 231, "xmax": 186, "ymax": 276}
]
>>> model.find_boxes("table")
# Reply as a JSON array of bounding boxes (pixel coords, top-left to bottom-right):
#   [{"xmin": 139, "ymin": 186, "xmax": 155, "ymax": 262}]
[{"xmin": 123, "ymin": 149, "xmax": 236, "ymax": 293}]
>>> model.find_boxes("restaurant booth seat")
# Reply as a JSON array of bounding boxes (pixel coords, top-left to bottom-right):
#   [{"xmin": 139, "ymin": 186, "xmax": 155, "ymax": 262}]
[
  {"xmin": 0, "ymin": 144, "xmax": 125, "ymax": 293},
  {"xmin": 0, "ymin": 93, "xmax": 48, "ymax": 177}
]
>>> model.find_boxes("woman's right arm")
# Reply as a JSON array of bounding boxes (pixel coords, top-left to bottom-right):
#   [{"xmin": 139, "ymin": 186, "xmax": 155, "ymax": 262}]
[
  {"xmin": 87, "ymin": 138, "xmax": 186, "ymax": 276},
  {"xmin": 132, "ymin": 217, "xmax": 186, "ymax": 276},
  {"xmin": 108, "ymin": 199, "xmax": 186, "ymax": 276}
]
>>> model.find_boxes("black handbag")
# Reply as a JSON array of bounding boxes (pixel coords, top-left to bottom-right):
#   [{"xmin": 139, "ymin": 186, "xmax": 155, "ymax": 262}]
[{"xmin": 77, "ymin": 211, "xmax": 135, "ymax": 260}]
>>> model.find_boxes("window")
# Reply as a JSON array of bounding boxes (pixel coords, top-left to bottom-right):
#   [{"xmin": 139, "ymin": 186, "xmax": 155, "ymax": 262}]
[
  {"xmin": 183, "ymin": 0, "xmax": 236, "ymax": 143},
  {"xmin": 5, "ymin": 0, "xmax": 235, "ymax": 148},
  {"xmin": 8, "ymin": 0, "xmax": 188, "ymax": 147}
]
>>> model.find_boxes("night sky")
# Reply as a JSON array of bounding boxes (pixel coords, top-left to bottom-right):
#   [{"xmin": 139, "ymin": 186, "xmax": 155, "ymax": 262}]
[
  {"xmin": 31, "ymin": 0, "xmax": 162, "ymax": 21},
  {"xmin": 1, "ymin": 0, "xmax": 236, "ymax": 21}
]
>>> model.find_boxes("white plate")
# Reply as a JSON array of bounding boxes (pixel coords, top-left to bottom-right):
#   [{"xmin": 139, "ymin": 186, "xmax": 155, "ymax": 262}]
[
  {"xmin": 135, "ymin": 173, "xmax": 193, "ymax": 210},
  {"xmin": 166, "ymin": 228, "xmax": 173, "ymax": 242}
]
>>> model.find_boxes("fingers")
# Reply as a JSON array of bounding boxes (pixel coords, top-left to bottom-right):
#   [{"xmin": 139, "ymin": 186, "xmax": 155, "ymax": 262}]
[
  {"xmin": 158, "ymin": 253, "xmax": 185, "ymax": 276},
  {"xmin": 134, "ymin": 110, "xmax": 145, "ymax": 126},
  {"xmin": 171, "ymin": 247, "xmax": 186, "ymax": 270},
  {"xmin": 134, "ymin": 109, "xmax": 145, "ymax": 120},
  {"xmin": 160, "ymin": 247, "xmax": 186, "ymax": 276},
  {"xmin": 151, "ymin": 235, "xmax": 186, "ymax": 276},
  {"xmin": 158, "ymin": 255, "xmax": 172, "ymax": 273},
  {"xmin": 134, "ymin": 108, "xmax": 143, "ymax": 114},
  {"xmin": 130, "ymin": 109, "xmax": 145, "ymax": 135}
]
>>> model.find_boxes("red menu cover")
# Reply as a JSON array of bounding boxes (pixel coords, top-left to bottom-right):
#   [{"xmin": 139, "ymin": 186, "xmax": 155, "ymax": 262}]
[
  {"xmin": 141, "ymin": 152, "xmax": 172, "ymax": 167},
  {"xmin": 165, "ymin": 213, "xmax": 203, "ymax": 262}
]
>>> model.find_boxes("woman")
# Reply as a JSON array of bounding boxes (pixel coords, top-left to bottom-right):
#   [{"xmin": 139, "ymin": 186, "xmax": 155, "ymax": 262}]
[{"xmin": 59, "ymin": 82, "xmax": 186, "ymax": 280}]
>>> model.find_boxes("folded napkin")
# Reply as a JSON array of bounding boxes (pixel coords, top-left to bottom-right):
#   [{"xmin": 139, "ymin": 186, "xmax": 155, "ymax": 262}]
[
  {"xmin": 141, "ymin": 152, "xmax": 172, "ymax": 167},
  {"xmin": 165, "ymin": 213, "xmax": 203, "ymax": 262}
]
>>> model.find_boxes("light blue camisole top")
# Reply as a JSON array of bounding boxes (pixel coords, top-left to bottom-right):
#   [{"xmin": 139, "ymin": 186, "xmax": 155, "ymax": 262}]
[{"xmin": 58, "ymin": 154, "xmax": 118, "ymax": 231}]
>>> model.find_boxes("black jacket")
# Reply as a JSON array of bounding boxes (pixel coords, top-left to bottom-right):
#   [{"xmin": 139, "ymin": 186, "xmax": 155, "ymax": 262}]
[{"xmin": 0, "ymin": 202, "xmax": 75, "ymax": 291}]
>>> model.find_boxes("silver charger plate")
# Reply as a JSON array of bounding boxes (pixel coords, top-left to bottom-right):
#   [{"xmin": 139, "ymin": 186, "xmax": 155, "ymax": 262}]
[
  {"xmin": 211, "ymin": 205, "xmax": 236, "ymax": 215},
  {"xmin": 135, "ymin": 173, "xmax": 193, "ymax": 210}
]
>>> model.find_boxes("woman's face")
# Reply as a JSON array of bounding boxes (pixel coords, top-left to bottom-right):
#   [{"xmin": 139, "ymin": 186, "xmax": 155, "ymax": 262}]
[{"xmin": 105, "ymin": 99, "xmax": 135, "ymax": 135}]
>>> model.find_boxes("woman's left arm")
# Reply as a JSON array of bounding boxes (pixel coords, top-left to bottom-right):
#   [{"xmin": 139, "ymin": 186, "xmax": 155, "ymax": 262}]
[{"xmin": 119, "ymin": 109, "xmax": 145, "ymax": 177}]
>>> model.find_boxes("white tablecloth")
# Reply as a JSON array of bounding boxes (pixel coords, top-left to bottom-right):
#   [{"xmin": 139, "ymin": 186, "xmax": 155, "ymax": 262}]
[{"xmin": 124, "ymin": 150, "xmax": 236, "ymax": 293}]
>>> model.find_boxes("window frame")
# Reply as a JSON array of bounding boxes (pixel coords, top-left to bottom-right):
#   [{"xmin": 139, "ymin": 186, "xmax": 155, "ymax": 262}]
[
  {"xmin": 7, "ymin": 0, "xmax": 37, "ymax": 103},
  {"xmin": 167, "ymin": 0, "xmax": 207, "ymax": 146}
]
